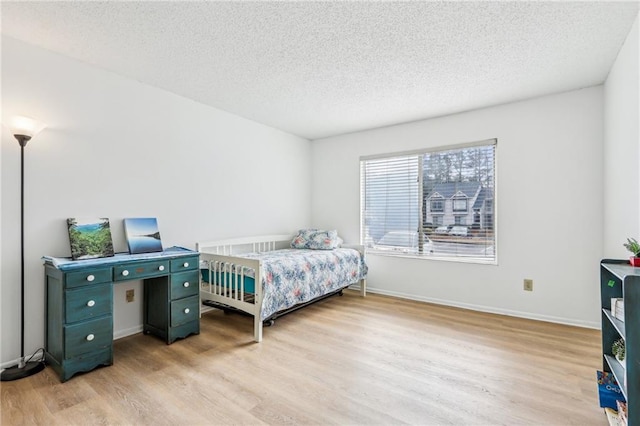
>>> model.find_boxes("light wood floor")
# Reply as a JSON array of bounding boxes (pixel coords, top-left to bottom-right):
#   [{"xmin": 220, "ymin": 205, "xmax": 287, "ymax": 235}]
[{"xmin": 2, "ymin": 291, "xmax": 606, "ymax": 425}]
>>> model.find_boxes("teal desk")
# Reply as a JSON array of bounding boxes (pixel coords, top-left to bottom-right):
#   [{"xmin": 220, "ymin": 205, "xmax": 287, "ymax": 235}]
[{"xmin": 43, "ymin": 247, "xmax": 200, "ymax": 382}]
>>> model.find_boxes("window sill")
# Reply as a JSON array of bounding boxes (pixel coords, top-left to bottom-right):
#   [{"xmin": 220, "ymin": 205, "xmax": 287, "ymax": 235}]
[{"xmin": 366, "ymin": 250, "xmax": 498, "ymax": 265}]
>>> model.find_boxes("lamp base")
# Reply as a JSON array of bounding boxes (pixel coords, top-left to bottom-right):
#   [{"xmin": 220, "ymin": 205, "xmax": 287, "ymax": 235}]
[{"xmin": 1, "ymin": 361, "xmax": 45, "ymax": 381}]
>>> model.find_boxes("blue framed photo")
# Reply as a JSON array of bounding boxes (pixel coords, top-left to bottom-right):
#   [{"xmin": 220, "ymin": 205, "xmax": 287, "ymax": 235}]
[
  {"xmin": 67, "ymin": 218, "xmax": 115, "ymax": 260},
  {"xmin": 124, "ymin": 218, "xmax": 163, "ymax": 254}
]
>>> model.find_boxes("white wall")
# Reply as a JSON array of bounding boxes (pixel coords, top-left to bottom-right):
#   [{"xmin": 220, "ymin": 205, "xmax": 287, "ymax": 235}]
[
  {"xmin": 311, "ymin": 87, "xmax": 604, "ymax": 327},
  {"xmin": 604, "ymin": 13, "xmax": 639, "ymax": 257},
  {"xmin": 0, "ymin": 37, "xmax": 311, "ymax": 365}
]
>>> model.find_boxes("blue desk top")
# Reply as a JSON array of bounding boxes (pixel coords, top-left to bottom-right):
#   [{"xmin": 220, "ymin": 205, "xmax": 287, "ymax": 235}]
[{"xmin": 43, "ymin": 246, "xmax": 197, "ymax": 271}]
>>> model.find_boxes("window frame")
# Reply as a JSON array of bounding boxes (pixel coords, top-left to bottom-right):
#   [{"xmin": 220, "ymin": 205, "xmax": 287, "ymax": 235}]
[
  {"xmin": 360, "ymin": 139, "xmax": 497, "ymax": 265},
  {"xmin": 430, "ymin": 197, "xmax": 444, "ymax": 212},
  {"xmin": 452, "ymin": 197, "xmax": 468, "ymax": 212}
]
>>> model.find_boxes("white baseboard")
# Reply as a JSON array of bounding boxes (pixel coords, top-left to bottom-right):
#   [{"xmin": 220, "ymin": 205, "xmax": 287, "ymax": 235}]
[
  {"xmin": 200, "ymin": 304, "xmax": 217, "ymax": 314},
  {"xmin": 1, "ymin": 347, "xmax": 46, "ymax": 370},
  {"xmin": 1, "ymin": 357, "xmax": 21, "ymax": 370},
  {"xmin": 113, "ymin": 325, "xmax": 143, "ymax": 340},
  {"xmin": 350, "ymin": 284, "xmax": 600, "ymax": 329},
  {"xmin": 2, "ymin": 326, "xmax": 142, "ymax": 369}
]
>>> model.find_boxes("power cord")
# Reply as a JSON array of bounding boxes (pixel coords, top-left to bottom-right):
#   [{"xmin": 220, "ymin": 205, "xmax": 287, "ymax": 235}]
[{"xmin": 23, "ymin": 347, "xmax": 45, "ymax": 364}]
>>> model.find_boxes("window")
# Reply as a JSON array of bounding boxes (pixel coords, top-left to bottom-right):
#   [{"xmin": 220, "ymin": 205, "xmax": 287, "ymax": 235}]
[
  {"xmin": 484, "ymin": 199, "xmax": 494, "ymax": 230},
  {"xmin": 430, "ymin": 197, "xmax": 444, "ymax": 212},
  {"xmin": 452, "ymin": 197, "xmax": 468, "ymax": 212},
  {"xmin": 361, "ymin": 140, "xmax": 496, "ymax": 263}
]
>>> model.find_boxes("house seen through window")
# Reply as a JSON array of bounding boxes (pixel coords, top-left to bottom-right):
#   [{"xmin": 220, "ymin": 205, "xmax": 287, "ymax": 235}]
[
  {"xmin": 360, "ymin": 140, "xmax": 496, "ymax": 263},
  {"xmin": 430, "ymin": 198, "xmax": 444, "ymax": 212}
]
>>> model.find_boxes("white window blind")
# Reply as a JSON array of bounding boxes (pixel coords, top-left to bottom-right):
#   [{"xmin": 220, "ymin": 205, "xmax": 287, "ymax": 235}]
[{"xmin": 360, "ymin": 140, "xmax": 496, "ymax": 263}]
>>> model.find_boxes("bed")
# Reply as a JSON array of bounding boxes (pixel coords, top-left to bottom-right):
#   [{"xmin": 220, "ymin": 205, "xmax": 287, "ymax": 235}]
[{"xmin": 197, "ymin": 232, "xmax": 368, "ymax": 342}]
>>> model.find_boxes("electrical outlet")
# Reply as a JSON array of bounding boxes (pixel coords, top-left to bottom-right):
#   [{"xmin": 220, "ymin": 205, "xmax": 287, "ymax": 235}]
[
  {"xmin": 126, "ymin": 289, "xmax": 135, "ymax": 302},
  {"xmin": 523, "ymin": 279, "xmax": 533, "ymax": 291}
]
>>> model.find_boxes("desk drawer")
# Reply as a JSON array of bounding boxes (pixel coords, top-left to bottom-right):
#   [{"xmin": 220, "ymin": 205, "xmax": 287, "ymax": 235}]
[
  {"xmin": 66, "ymin": 283, "xmax": 112, "ymax": 323},
  {"xmin": 66, "ymin": 268, "xmax": 112, "ymax": 289},
  {"xmin": 171, "ymin": 296, "xmax": 199, "ymax": 327},
  {"xmin": 170, "ymin": 256, "xmax": 198, "ymax": 272},
  {"xmin": 65, "ymin": 316, "xmax": 113, "ymax": 358},
  {"xmin": 171, "ymin": 271, "xmax": 199, "ymax": 300},
  {"xmin": 114, "ymin": 260, "xmax": 169, "ymax": 281}
]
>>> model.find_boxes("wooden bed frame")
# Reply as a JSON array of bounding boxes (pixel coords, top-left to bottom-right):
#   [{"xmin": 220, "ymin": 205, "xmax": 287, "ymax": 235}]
[{"xmin": 197, "ymin": 234, "xmax": 366, "ymax": 342}]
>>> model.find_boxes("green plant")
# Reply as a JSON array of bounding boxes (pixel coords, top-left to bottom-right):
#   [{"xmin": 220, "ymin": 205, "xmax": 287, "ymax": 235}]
[
  {"xmin": 623, "ymin": 238, "xmax": 640, "ymax": 257},
  {"xmin": 612, "ymin": 338, "xmax": 625, "ymax": 361}
]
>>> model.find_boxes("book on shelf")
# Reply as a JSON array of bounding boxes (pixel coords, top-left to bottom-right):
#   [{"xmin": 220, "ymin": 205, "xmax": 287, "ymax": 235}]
[
  {"xmin": 615, "ymin": 304, "xmax": 625, "ymax": 322},
  {"xmin": 598, "ymin": 370, "xmax": 625, "ymax": 410},
  {"xmin": 617, "ymin": 401, "xmax": 628, "ymax": 425},
  {"xmin": 611, "ymin": 298, "xmax": 625, "ymax": 322},
  {"xmin": 605, "ymin": 407, "xmax": 627, "ymax": 426}
]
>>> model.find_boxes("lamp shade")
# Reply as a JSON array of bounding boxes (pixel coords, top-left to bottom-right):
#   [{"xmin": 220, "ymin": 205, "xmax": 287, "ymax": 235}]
[{"xmin": 7, "ymin": 116, "xmax": 46, "ymax": 138}]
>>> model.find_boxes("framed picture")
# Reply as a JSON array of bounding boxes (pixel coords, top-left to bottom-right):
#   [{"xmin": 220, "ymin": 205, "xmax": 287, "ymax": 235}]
[
  {"xmin": 67, "ymin": 218, "xmax": 115, "ymax": 260},
  {"xmin": 124, "ymin": 218, "xmax": 163, "ymax": 254}
]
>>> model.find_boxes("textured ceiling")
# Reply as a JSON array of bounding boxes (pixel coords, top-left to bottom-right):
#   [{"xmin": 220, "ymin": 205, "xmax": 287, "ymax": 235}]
[{"xmin": 1, "ymin": 1, "xmax": 639, "ymax": 140}]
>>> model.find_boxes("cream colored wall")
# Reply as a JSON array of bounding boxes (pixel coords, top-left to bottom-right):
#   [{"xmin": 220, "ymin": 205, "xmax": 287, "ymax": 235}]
[
  {"xmin": 604, "ymin": 13, "xmax": 639, "ymax": 258},
  {"xmin": 0, "ymin": 37, "xmax": 312, "ymax": 366},
  {"xmin": 311, "ymin": 87, "xmax": 604, "ymax": 327}
]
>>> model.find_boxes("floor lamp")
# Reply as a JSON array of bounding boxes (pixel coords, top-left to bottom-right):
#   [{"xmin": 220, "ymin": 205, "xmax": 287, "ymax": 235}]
[{"xmin": 1, "ymin": 116, "xmax": 47, "ymax": 381}]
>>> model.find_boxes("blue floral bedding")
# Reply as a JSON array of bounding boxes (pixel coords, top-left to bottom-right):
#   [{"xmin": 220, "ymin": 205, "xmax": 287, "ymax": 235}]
[{"xmin": 236, "ymin": 248, "xmax": 367, "ymax": 320}]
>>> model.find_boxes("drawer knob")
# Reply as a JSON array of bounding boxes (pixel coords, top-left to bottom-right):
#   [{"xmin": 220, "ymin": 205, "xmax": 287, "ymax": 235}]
[
  {"xmin": 183, "ymin": 262, "xmax": 189, "ymax": 268},
  {"xmin": 87, "ymin": 300, "xmax": 96, "ymax": 307},
  {"xmin": 87, "ymin": 275, "xmax": 95, "ymax": 282},
  {"xmin": 86, "ymin": 334, "xmax": 95, "ymax": 341},
  {"xmin": 184, "ymin": 308, "xmax": 190, "ymax": 314},
  {"xmin": 122, "ymin": 270, "xmax": 129, "ymax": 277},
  {"xmin": 183, "ymin": 282, "xmax": 190, "ymax": 288},
  {"xmin": 158, "ymin": 265, "xmax": 165, "ymax": 271}
]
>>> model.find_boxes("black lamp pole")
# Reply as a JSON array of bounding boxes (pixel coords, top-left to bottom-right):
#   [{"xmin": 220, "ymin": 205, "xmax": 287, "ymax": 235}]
[{"xmin": 1, "ymin": 134, "xmax": 45, "ymax": 381}]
